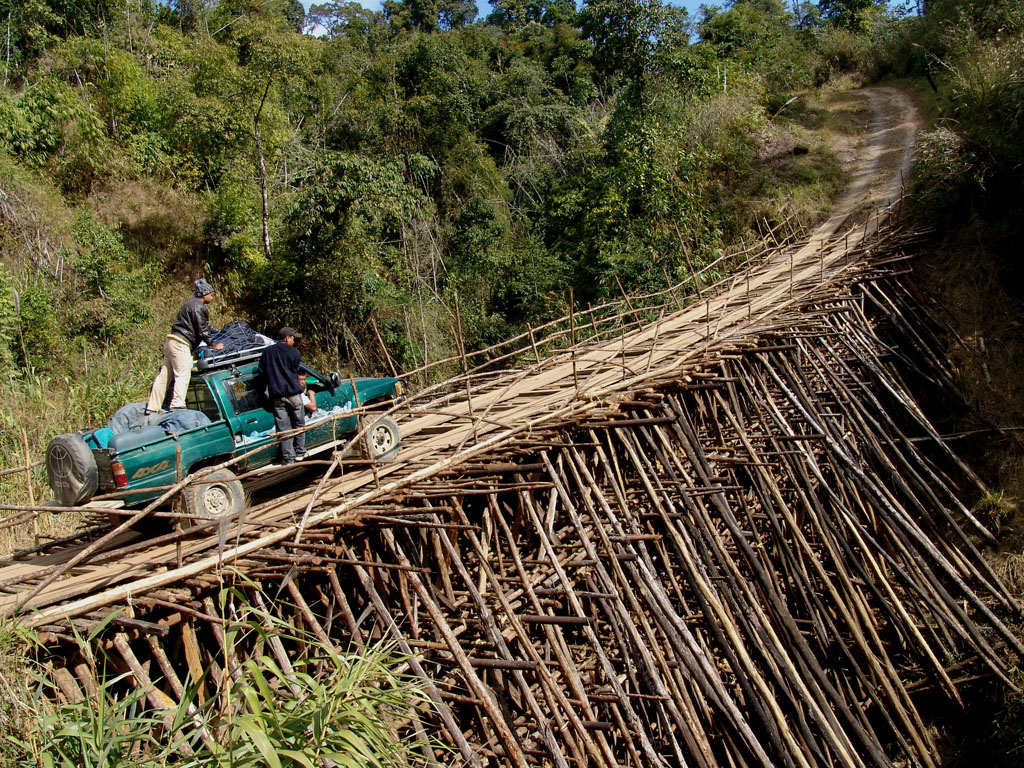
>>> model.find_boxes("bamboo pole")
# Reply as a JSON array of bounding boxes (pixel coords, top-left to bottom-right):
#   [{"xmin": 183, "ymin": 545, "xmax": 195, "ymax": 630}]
[{"xmin": 20, "ymin": 428, "xmax": 37, "ymax": 547}]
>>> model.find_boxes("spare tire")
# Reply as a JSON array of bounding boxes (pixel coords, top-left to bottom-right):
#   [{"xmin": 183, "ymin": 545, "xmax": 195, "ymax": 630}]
[{"xmin": 46, "ymin": 433, "xmax": 99, "ymax": 506}]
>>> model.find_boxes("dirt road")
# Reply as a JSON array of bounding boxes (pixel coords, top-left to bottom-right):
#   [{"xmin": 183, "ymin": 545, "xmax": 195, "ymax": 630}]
[{"xmin": 825, "ymin": 87, "xmax": 919, "ymax": 235}]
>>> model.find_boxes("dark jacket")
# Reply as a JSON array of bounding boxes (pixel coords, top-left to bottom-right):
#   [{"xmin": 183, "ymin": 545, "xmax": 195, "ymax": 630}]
[
  {"xmin": 259, "ymin": 341, "xmax": 302, "ymax": 398},
  {"xmin": 169, "ymin": 298, "xmax": 219, "ymax": 350}
]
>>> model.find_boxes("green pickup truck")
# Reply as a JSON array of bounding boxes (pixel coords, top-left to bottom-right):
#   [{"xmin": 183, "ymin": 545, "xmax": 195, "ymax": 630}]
[{"xmin": 45, "ymin": 349, "xmax": 406, "ymax": 521}]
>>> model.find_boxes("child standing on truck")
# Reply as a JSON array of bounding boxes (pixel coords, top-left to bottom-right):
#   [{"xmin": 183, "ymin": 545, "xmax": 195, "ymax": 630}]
[
  {"xmin": 259, "ymin": 327, "xmax": 306, "ymax": 464},
  {"xmin": 145, "ymin": 278, "xmax": 224, "ymax": 414}
]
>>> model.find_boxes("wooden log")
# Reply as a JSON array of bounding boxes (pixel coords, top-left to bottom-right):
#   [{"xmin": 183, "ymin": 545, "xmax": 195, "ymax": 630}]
[
  {"xmin": 344, "ymin": 545, "xmax": 483, "ymax": 767},
  {"xmin": 380, "ymin": 528, "xmax": 530, "ymax": 767},
  {"xmin": 424, "ymin": 507, "xmax": 579, "ymax": 768}
]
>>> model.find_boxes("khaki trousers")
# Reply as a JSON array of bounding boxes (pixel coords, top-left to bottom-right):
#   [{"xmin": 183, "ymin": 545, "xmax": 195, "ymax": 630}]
[{"xmin": 146, "ymin": 336, "xmax": 193, "ymax": 411}]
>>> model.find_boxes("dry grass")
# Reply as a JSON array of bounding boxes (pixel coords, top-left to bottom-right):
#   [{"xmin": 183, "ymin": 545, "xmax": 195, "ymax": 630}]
[
  {"xmin": 913, "ymin": 223, "xmax": 1024, "ymax": 550},
  {"xmin": 88, "ymin": 178, "xmax": 205, "ymax": 265},
  {"xmin": 992, "ymin": 551, "xmax": 1024, "ymax": 598},
  {"xmin": 0, "ymin": 319, "xmax": 173, "ymax": 554},
  {"xmin": 0, "ymin": 156, "xmax": 76, "ymax": 278},
  {"xmin": 0, "ymin": 368, "xmax": 147, "ymax": 554},
  {"xmin": 0, "ymin": 620, "xmax": 35, "ymax": 765}
]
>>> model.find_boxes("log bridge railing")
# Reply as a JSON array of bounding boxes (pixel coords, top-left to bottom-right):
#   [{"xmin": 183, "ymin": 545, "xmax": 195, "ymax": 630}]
[{"xmin": 0, "ymin": 200, "xmax": 1021, "ymax": 768}]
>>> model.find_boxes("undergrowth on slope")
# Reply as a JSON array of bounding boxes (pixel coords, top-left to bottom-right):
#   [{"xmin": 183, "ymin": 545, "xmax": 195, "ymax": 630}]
[
  {"xmin": 1, "ymin": 584, "xmax": 446, "ymax": 767},
  {"xmin": 908, "ymin": 123, "xmax": 1024, "ymax": 768}
]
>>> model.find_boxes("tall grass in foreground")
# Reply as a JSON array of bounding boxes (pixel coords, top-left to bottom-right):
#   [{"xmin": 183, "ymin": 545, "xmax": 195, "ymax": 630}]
[{"xmin": 1, "ymin": 585, "xmax": 447, "ymax": 767}]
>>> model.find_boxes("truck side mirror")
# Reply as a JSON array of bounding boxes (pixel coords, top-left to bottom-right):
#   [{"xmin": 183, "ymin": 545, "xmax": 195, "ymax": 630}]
[{"xmin": 329, "ymin": 371, "xmax": 340, "ymax": 393}]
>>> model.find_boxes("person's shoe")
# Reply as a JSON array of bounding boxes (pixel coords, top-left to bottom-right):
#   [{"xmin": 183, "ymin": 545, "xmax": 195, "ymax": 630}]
[
  {"xmin": 282, "ymin": 458, "xmax": 295, "ymax": 465},
  {"xmin": 295, "ymin": 452, "xmax": 308, "ymax": 461}
]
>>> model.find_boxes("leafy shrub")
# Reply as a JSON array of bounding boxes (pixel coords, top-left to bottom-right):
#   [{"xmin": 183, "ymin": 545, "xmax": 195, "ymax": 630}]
[
  {"xmin": 945, "ymin": 35, "xmax": 1024, "ymax": 175},
  {"xmin": 15, "ymin": 282, "xmax": 64, "ymax": 369},
  {"xmin": 813, "ymin": 25, "xmax": 873, "ymax": 83},
  {"xmin": 70, "ymin": 212, "xmax": 153, "ymax": 347},
  {"xmin": 911, "ymin": 127, "xmax": 974, "ymax": 225},
  {"xmin": 0, "ymin": 80, "xmax": 105, "ymax": 167},
  {"xmin": 1, "ymin": 589, "xmax": 446, "ymax": 768},
  {"xmin": 868, "ymin": 15, "xmax": 929, "ymax": 80},
  {"xmin": 0, "ymin": 94, "xmax": 36, "ymax": 155},
  {"xmin": 50, "ymin": 40, "xmax": 162, "ymax": 136},
  {"xmin": 204, "ymin": 173, "xmax": 262, "ymax": 281}
]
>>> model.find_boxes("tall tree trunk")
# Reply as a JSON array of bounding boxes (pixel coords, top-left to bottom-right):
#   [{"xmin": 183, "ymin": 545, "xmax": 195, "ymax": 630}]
[{"xmin": 254, "ymin": 81, "xmax": 273, "ymax": 261}]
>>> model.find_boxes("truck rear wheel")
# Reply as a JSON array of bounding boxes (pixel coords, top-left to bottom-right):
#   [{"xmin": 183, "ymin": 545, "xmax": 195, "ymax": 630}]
[
  {"xmin": 46, "ymin": 433, "xmax": 98, "ymax": 506},
  {"xmin": 183, "ymin": 468, "xmax": 246, "ymax": 525},
  {"xmin": 366, "ymin": 416, "xmax": 401, "ymax": 462}
]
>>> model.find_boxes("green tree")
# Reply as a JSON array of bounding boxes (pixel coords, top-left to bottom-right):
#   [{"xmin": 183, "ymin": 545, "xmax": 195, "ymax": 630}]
[
  {"xmin": 281, "ymin": 0, "xmax": 305, "ymax": 31},
  {"xmin": 818, "ymin": 0, "xmax": 880, "ymax": 30},
  {"xmin": 230, "ymin": 14, "xmax": 312, "ymax": 261},
  {"xmin": 579, "ymin": 0, "xmax": 688, "ymax": 115},
  {"xmin": 700, "ymin": 0, "xmax": 792, "ymax": 58},
  {"xmin": 0, "ymin": 0, "xmax": 60, "ymax": 77},
  {"xmin": 154, "ymin": 27, "xmax": 248, "ymax": 187},
  {"xmin": 392, "ymin": 33, "xmax": 487, "ymax": 155},
  {"xmin": 383, "ymin": 0, "xmax": 476, "ymax": 31},
  {"xmin": 485, "ymin": 0, "xmax": 576, "ymax": 29},
  {"xmin": 699, "ymin": 0, "xmax": 818, "ymax": 93},
  {"xmin": 276, "ymin": 152, "xmax": 426, "ymax": 352},
  {"xmin": 307, "ymin": 1, "xmax": 382, "ymax": 39},
  {"xmin": 0, "ymin": 0, "xmax": 148, "ymax": 77},
  {"xmin": 440, "ymin": 0, "xmax": 478, "ymax": 28}
]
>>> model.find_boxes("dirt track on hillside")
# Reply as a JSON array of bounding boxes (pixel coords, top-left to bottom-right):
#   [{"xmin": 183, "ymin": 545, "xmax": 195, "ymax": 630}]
[{"xmin": 820, "ymin": 86, "xmax": 920, "ymax": 238}]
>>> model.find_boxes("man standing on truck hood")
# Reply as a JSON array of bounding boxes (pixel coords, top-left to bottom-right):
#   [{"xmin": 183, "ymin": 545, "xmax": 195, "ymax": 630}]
[
  {"xmin": 146, "ymin": 278, "xmax": 224, "ymax": 414},
  {"xmin": 259, "ymin": 327, "xmax": 306, "ymax": 464}
]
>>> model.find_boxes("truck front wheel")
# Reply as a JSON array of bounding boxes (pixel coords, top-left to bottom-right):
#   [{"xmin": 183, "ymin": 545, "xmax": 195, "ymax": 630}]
[
  {"xmin": 183, "ymin": 468, "xmax": 246, "ymax": 525},
  {"xmin": 367, "ymin": 416, "xmax": 401, "ymax": 462}
]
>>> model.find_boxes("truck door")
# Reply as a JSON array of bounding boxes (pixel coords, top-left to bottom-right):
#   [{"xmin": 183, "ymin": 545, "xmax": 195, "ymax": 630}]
[
  {"xmin": 223, "ymin": 371, "xmax": 277, "ymax": 468},
  {"xmin": 298, "ymin": 369, "xmax": 355, "ymax": 452}
]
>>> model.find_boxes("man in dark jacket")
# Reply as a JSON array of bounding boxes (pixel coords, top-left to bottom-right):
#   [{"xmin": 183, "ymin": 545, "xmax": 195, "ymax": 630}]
[
  {"xmin": 259, "ymin": 327, "xmax": 306, "ymax": 464},
  {"xmin": 146, "ymin": 278, "xmax": 224, "ymax": 413}
]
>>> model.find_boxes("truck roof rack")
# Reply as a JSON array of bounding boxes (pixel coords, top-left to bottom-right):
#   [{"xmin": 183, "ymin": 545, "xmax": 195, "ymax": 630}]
[{"xmin": 194, "ymin": 343, "xmax": 272, "ymax": 372}]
